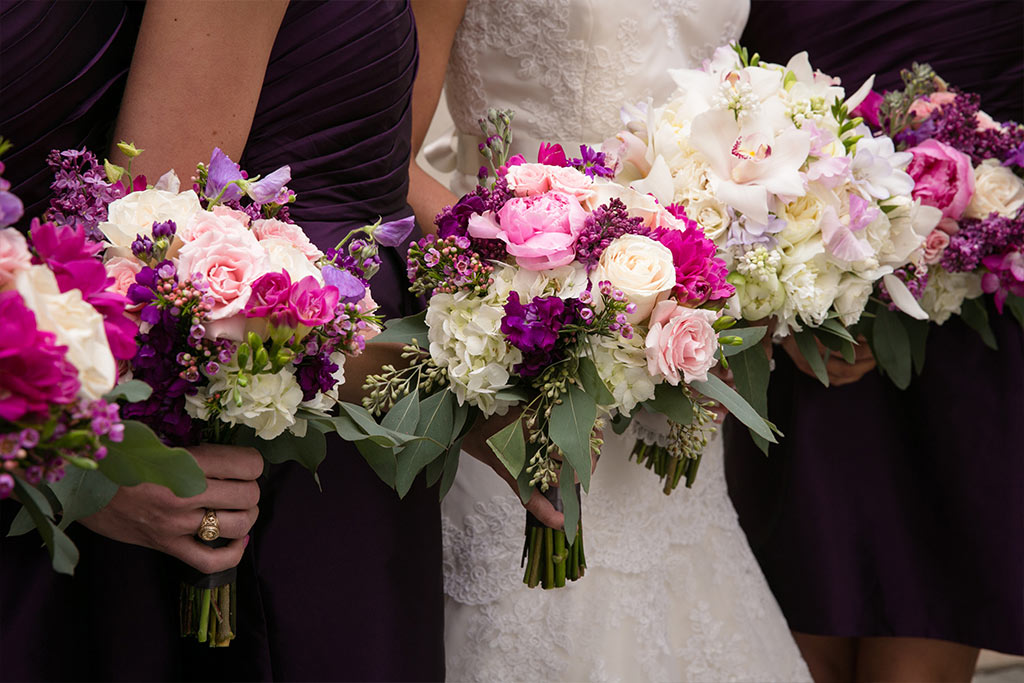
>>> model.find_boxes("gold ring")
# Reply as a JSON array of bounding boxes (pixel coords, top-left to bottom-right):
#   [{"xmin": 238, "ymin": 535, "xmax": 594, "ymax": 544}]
[{"xmin": 197, "ymin": 509, "xmax": 221, "ymax": 541}]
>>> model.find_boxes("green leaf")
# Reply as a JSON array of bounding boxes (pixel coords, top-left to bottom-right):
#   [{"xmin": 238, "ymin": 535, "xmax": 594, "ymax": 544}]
[
  {"xmin": 438, "ymin": 437, "xmax": 463, "ymax": 500},
  {"xmin": 817, "ymin": 318, "xmax": 857, "ymax": 343},
  {"xmin": 395, "ymin": 390, "xmax": 454, "ymax": 498},
  {"xmin": 558, "ymin": 472, "xmax": 581, "ymax": 545},
  {"xmin": 728, "ymin": 345, "xmax": 771, "ymax": 455},
  {"xmin": 48, "ymin": 467, "xmax": 119, "ymax": 530},
  {"xmin": 8, "ymin": 505, "xmax": 36, "ymax": 536},
  {"xmin": 548, "ymin": 384, "xmax": 596, "ymax": 493},
  {"xmin": 794, "ymin": 329, "xmax": 829, "ymax": 386},
  {"xmin": 355, "ymin": 438, "xmax": 397, "ymax": 488},
  {"xmin": 495, "ymin": 386, "xmax": 531, "ymax": 402},
  {"xmin": 335, "ymin": 402, "xmax": 418, "ymax": 447},
  {"xmin": 103, "ymin": 379, "xmax": 153, "ymax": 403},
  {"xmin": 13, "ymin": 479, "xmax": 79, "ymax": 575},
  {"xmin": 839, "ymin": 338, "xmax": 857, "ymax": 365},
  {"xmin": 719, "ymin": 325, "xmax": 767, "ymax": 357},
  {"xmin": 610, "ymin": 410, "xmax": 634, "ymax": 435},
  {"xmin": 903, "ymin": 316, "xmax": 930, "ymax": 376},
  {"xmin": 645, "ymin": 383, "xmax": 694, "ymax": 425},
  {"xmin": 1005, "ymin": 294, "xmax": 1024, "ymax": 331},
  {"xmin": 486, "ymin": 418, "xmax": 526, "ymax": 479},
  {"xmin": 424, "ymin": 450, "xmax": 446, "ymax": 487},
  {"xmin": 98, "ymin": 421, "xmax": 206, "ymax": 497},
  {"xmin": 577, "ymin": 356, "xmax": 614, "ymax": 405},
  {"xmin": 369, "ymin": 310, "xmax": 429, "ymax": 347},
  {"xmin": 872, "ymin": 305, "xmax": 912, "ymax": 389},
  {"xmin": 381, "ymin": 389, "xmax": 420, "ymax": 434},
  {"xmin": 692, "ymin": 374, "xmax": 778, "ymax": 443},
  {"xmin": 516, "ymin": 461, "xmax": 534, "ymax": 505},
  {"xmin": 246, "ymin": 426, "xmax": 327, "ymax": 474},
  {"xmin": 960, "ymin": 296, "xmax": 998, "ymax": 350}
]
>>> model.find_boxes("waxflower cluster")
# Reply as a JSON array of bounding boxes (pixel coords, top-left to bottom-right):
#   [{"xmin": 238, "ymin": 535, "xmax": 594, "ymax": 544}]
[
  {"xmin": 862, "ymin": 65, "xmax": 1024, "ymax": 322},
  {"xmin": 608, "ymin": 43, "xmax": 939, "ymax": 333}
]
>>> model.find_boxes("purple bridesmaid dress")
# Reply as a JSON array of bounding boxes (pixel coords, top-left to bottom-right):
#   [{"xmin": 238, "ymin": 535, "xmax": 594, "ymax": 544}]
[
  {"xmin": 0, "ymin": 1, "xmax": 444, "ymax": 680},
  {"xmin": 725, "ymin": 0, "xmax": 1024, "ymax": 656}
]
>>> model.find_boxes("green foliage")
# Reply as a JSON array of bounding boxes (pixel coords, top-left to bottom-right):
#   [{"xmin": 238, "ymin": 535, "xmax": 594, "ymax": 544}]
[
  {"xmin": 559, "ymin": 466, "xmax": 581, "ymax": 545},
  {"xmin": 103, "ymin": 379, "xmax": 153, "ymax": 403},
  {"xmin": 13, "ymin": 479, "xmax": 79, "ymax": 575},
  {"xmin": 548, "ymin": 384, "xmax": 597, "ymax": 493},
  {"xmin": 793, "ymin": 329, "xmax": 830, "ymax": 386},
  {"xmin": 369, "ymin": 310, "xmax": 430, "ymax": 347},
  {"xmin": 645, "ymin": 383, "xmax": 694, "ymax": 425},
  {"xmin": 692, "ymin": 374, "xmax": 778, "ymax": 443},
  {"xmin": 394, "ymin": 391, "xmax": 454, "ymax": 497},
  {"xmin": 960, "ymin": 297, "xmax": 998, "ymax": 350},
  {"xmin": 728, "ymin": 344, "xmax": 772, "ymax": 455},
  {"xmin": 487, "ymin": 418, "xmax": 526, "ymax": 479},
  {"xmin": 872, "ymin": 305, "xmax": 913, "ymax": 389},
  {"xmin": 99, "ymin": 421, "xmax": 206, "ymax": 497},
  {"xmin": 577, "ymin": 356, "xmax": 615, "ymax": 406}
]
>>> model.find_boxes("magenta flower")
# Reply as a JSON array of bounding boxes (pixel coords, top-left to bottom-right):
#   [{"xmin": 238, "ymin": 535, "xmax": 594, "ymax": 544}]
[
  {"xmin": 906, "ymin": 139, "xmax": 976, "ymax": 220},
  {"xmin": 652, "ymin": 227, "xmax": 734, "ymax": 305},
  {"xmin": 286, "ymin": 276, "xmax": 340, "ymax": 328},
  {"xmin": 244, "ymin": 271, "xmax": 293, "ymax": 318},
  {"xmin": 981, "ymin": 250, "xmax": 1024, "ymax": 312},
  {"xmin": 537, "ymin": 143, "xmax": 568, "ymax": 167},
  {"xmin": 501, "ymin": 292, "xmax": 567, "ymax": 377},
  {"xmin": 0, "ymin": 291, "xmax": 80, "ymax": 421},
  {"xmin": 851, "ymin": 90, "xmax": 884, "ymax": 128}
]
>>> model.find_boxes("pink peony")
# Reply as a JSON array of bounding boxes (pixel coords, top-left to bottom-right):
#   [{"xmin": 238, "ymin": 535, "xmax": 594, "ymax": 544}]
[
  {"xmin": 546, "ymin": 166, "xmax": 595, "ymax": 203},
  {"xmin": 468, "ymin": 191, "xmax": 588, "ymax": 270},
  {"xmin": 175, "ymin": 227, "xmax": 270, "ymax": 324},
  {"xmin": 211, "ymin": 205, "xmax": 251, "ymax": 227},
  {"xmin": 921, "ymin": 228, "xmax": 951, "ymax": 265},
  {"xmin": 652, "ymin": 226, "xmax": 734, "ymax": 305},
  {"xmin": 504, "ymin": 163, "xmax": 552, "ymax": 196},
  {"xmin": 907, "ymin": 139, "xmax": 976, "ymax": 220},
  {"xmin": 252, "ymin": 218, "xmax": 322, "ymax": 262},
  {"xmin": 105, "ymin": 256, "xmax": 144, "ymax": 297},
  {"xmin": 644, "ymin": 301, "xmax": 719, "ymax": 385},
  {"xmin": 355, "ymin": 291, "xmax": 381, "ymax": 341},
  {"xmin": 0, "ymin": 228, "xmax": 31, "ymax": 290}
]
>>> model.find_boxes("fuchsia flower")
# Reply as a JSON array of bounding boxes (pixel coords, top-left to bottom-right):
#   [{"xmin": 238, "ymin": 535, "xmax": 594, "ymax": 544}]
[
  {"xmin": 906, "ymin": 139, "xmax": 976, "ymax": 220},
  {"xmin": 244, "ymin": 271, "xmax": 293, "ymax": 318},
  {"xmin": 851, "ymin": 90, "xmax": 884, "ymax": 128},
  {"xmin": 468, "ymin": 191, "xmax": 588, "ymax": 270},
  {"xmin": 285, "ymin": 276, "xmax": 340, "ymax": 328},
  {"xmin": 0, "ymin": 291, "xmax": 80, "ymax": 421},
  {"xmin": 651, "ymin": 225, "xmax": 734, "ymax": 305},
  {"xmin": 537, "ymin": 143, "xmax": 568, "ymax": 167},
  {"xmin": 981, "ymin": 251, "xmax": 1024, "ymax": 312}
]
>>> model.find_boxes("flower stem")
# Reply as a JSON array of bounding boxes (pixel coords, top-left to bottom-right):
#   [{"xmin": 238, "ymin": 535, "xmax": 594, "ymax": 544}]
[
  {"xmin": 197, "ymin": 589, "xmax": 211, "ymax": 642},
  {"xmin": 554, "ymin": 531, "xmax": 567, "ymax": 587}
]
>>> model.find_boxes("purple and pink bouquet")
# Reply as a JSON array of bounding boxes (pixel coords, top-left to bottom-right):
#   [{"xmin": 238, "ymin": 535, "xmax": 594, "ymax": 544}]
[
  {"xmin": 863, "ymin": 65, "xmax": 1024, "ymax": 343},
  {"xmin": 358, "ymin": 111, "xmax": 775, "ymax": 589},
  {"xmin": 0, "ymin": 143, "xmax": 203, "ymax": 575},
  {"xmin": 86, "ymin": 146, "xmax": 408, "ymax": 645}
]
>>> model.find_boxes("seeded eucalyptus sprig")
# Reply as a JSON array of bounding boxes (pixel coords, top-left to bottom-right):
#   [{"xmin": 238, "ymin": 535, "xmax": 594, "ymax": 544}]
[
  {"xmin": 879, "ymin": 62, "xmax": 943, "ymax": 140},
  {"xmin": 361, "ymin": 343, "xmax": 448, "ymax": 416}
]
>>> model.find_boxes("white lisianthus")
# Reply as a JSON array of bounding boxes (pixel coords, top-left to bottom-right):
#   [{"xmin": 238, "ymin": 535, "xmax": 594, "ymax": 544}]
[
  {"xmin": 919, "ymin": 269, "xmax": 984, "ymax": 324},
  {"xmin": 850, "ymin": 125, "xmax": 915, "ymax": 200},
  {"xmin": 262, "ymin": 238, "xmax": 324, "ymax": 284},
  {"xmin": 98, "ymin": 186, "xmax": 201, "ymax": 251},
  {"xmin": 591, "ymin": 234, "xmax": 677, "ymax": 324},
  {"xmin": 187, "ymin": 366, "xmax": 304, "ymax": 440},
  {"xmin": 426, "ymin": 267, "xmax": 521, "ymax": 416},
  {"xmin": 834, "ymin": 274, "xmax": 875, "ymax": 326},
  {"xmin": 590, "ymin": 334, "xmax": 656, "ymax": 414},
  {"xmin": 964, "ymin": 159, "xmax": 1024, "ymax": 219},
  {"xmin": 14, "ymin": 265, "xmax": 116, "ymax": 400}
]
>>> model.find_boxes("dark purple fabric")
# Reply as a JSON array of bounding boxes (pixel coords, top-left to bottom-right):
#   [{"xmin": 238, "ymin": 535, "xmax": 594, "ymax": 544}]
[
  {"xmin": 726, "ymin": 0, "xmax": 1024, "ymax": 654},
  {"xmin": 0, "ymin": 1, "xmax": 443, "ymax": 680}
]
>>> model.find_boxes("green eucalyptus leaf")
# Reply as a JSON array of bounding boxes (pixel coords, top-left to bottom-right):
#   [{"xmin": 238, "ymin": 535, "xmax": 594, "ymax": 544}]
[
  {"xmin": 719, "ymin": 326, "xmax": 767, "ymax": 357},
  {"xmin": 794, "ymin": 329, "xmax": 829, "ymax": 386},
  {"xmin": 495, "ymin": 386, "xmax": 532, "ymax": 402},
  {"xmin": 960, "ymin": 296, "xmax": 998, "ymax": 350},
  {"xmin": 692, "ymin": 374, "xmax": 778, "ymax": 443},
  {"xmin": 250, "ymin": 426, "xmax": 327, "ymax": 474},
  {"xmin": 103, "ymin": 379, "xmax": 153, "ymax": 403},
  {"xmin": 903, "ymin": 316, "xmax": 930, "ymax": 376},
  {"xmin": 577, "ymin": 356, "xmax": 614, "ymax": 405},
  {"xmin": 548, "ymin": 384, "xmax": 596, "ymax": 493},
  {"xmin": 7, "ymin": 506, "xmax": 35, "ymax": 536},
  {"xmin": 98, "ymin": 421, "xmax": 206, "ymax": 497},
  {"xmin": 1005, "ymin": 294, "xmax": 1024, "ymax": 331},
  {"xmin": 395, "ymin": 390, "xmax": 454, "ymax": 498},
  {"xmin": 424, "ymin": 451, "xmax": 446, "ymax": 488},
  {"xmin": 728, "ymin": 345, "xmax": 771, "ymax": 455},
  {"xmin": 13, "ymin": 479, "xmax": 79, "ymax": 575},
  {"xmin": 381, "ymin": 389, "xmax": 421, "ymax": 434},
  {"xmin": 644, "ymin": 383, "xmax": 694, "ymax": 425},
  {"xmin": 335, "ymin": 403, "xmax": 418, "ymax": 447},
  {"xmin": 610, "ymin": 410, "xmax": 634, "ymax": 435},
  {"xmin": 558, "ymin": 471, "xmax": 580, "ymax": 545},
  {"xmin": 48, "ymin": 467, "xmax": 119, "ymax": 530},
  {"xmin": 872, "ymin": 306, "xmax": 912, "ymax": 389},
  {"xmin": 369, "ymin": 310, "xmax": 429, "ymax": 347},
  {"xmin": 438, "ymin": 437, "xmax": 464, "ymax": 500},
  {"xmin": 355, "ymin": 438, "xmax": 397, "ymax": 488},
  {"xmin": 486, "ymin": 418, "xmax": 526, "ymax": 479},
  {"xmin": 816, "ymin": 318, "xmax": 857, "ymax": 343}
]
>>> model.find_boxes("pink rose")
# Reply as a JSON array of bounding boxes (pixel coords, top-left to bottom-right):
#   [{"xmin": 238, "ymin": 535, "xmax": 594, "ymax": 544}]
[
  {"xmin": 547, "ymin": 166, "xmax": 595, "ymax": 204},
  {"xmin": 936, "ymin": 217, "xmax": 960, "ymax": 235},
  {"xmin": 104, "ymin": 256, "xmax": 144, "ymax": 297},
  {"xmin": 0, "ymin": 228, "xmax": 31, "ymax": 290},
  {"xmin": 467, "ymin": 191, "xmax": 588, "ymax": 270},
  {"xmin": 504, "ymin": 163, "xmax": 552, "ymax": 196},
  {"xmin": 921, "ymin": 228, "xmax": 951, "ymax": 265},
  {"xmin": 285, "ymin": 276, "xmax": 339, "ymax": 328},
  {"xmin": 244, "ymin": 271, "xmax": 292, "ymax": 319},
  {"xmin": 176, "ymin": 227, "xmax": 270, "ymax": 326},
  {"xmin": 909, "ymin": 91, "xmax": 957, "ymax": 121},
  {"xmin": 178, "ymin": 207, "xmax": 250, "ymax": 243},
  {"xmin": 907, "ymin": 139, "xmax": 975, "ymax": 220},
  {"xmin": 644, "ymin": 301, "xmax": 719, "ymax": 385},
  {"xmin": 252, "ymin": 218, "xmax": 323, "ymax": 262}
]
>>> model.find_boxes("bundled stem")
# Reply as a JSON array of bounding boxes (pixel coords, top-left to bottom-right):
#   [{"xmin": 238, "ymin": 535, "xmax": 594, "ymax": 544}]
[{"xmin": 520, "ymin": 484, "xmax": 585, "ymax": 589}]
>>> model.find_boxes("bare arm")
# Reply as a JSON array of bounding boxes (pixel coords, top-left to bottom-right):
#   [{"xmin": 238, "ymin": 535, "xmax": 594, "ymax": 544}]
[
  {"xmin": 109, "ymin": 0, "xmax": 289, "ymax": 181},
  {"xmin": 407, "ymin": 0, "xmax": 467, "ymax": 233}
]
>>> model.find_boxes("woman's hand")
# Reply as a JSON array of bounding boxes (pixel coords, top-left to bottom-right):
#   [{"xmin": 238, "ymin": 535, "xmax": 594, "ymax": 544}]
[
  {"xmin": 780, "ymin": 334, "xmax": 876, "ymax": 386},
  {"xmin": 80, "ymin": 444, "xmax": 263, "ymax": 574}
]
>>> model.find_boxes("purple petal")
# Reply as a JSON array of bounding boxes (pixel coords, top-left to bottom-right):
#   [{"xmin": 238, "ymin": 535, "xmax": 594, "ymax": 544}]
[
  {"xmin": 204, "ymin": 148, "xmax": 244, "ymax": 202},
  {"xmin": 246, "ymin": 165, "xmax": 291, "ymax": 204},
  {"xmin": 372, "ymin": 215, "xmax": 416, "ymax": 247},
  {"xmin": 0, "ymin": 191, "xmax": 23, "ymax": 228},
  {"xmin": 322, "ymin": 264, "xmax": 366, "ymax": 304}
]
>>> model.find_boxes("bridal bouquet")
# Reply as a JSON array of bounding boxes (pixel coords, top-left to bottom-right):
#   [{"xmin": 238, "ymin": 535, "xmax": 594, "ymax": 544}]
[
  {"xmin": 0, "ymin": 143, "xmax": 203, "ymax": 576},
  {"xmin": 853, "ymin": 64, "xmax": 1024, "ymax": 372},
  {"xmin": 359, "ymin": 111, "xmax": 775, "ymax": 587},
  {"xmin": 604, "ymin": 43, "xmax": 941, "ymax": 428},
  {"xmin": 46, "ymin": 143, "xmax": 407, "ymax": 646}
]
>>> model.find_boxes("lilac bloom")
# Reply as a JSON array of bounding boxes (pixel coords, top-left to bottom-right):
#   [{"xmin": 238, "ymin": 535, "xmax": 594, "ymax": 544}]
[
  {"xmin": 246, "ymin": 165, "xmax": 291, "ymax": 203},
  {"xmin": 204, "ymin": 147, "xmax": 244, "ymax": 202},
  {"xmin": 372, "ymin": 215, "xmax": 416, "ymax": 247},
  {"xmin": 322, "ymin": 264, "xmax": 366, "ymax": 304}
]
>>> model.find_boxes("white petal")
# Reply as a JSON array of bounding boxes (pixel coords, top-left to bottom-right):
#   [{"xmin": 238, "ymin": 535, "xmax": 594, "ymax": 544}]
[{"xmin": 883, "ymin": 273, "xmax": 928, "ymax": 320}]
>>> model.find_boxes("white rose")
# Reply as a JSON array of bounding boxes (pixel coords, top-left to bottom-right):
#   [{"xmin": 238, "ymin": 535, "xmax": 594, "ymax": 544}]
[
  {"xmin": 686, "ymin": 195, "xmax": 732, "ymax": 242},
  {"xmin": 919, "ymin": 268, "xmax": 984, "ymax": 324},
  {"xmin": 98, "ymin": 188, "xmax": 201, "ymax": 250},
  {"xmin": 777, "ymin": 194, "xmax": 828, "ymax": 247},
  {"xmin": 188, "ymin": 367, "xmax": 304, "ymax": 440},
  {"xmin": 964, "ymin": 159, "xmax": 1024, "ymax": 219},
  {"xmin": 14, "ymin": 265, "xmax": 116, "ymax": 399},
  {"xmin": 262, "ymin": 238, "xmax": 324, "ymax": 284},
  {"xmin": 591, "ymin": 234, "xmax": 676, "ymax": 323},
  {"xmin": 834, "ymin": 274, "xmax": 874, "ymax": 326}
]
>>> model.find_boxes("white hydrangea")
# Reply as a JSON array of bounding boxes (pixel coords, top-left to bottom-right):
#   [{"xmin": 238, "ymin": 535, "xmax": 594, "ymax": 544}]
[
  {"xmin": 186, "ymin": 366, "xmax": 304, "ymax": 440},
  {"xmin": 426, "ymin": 266, "xmax": 521, "ymax": 417},
  {"xmin": 590, "ymin": 333, "xmax": 656, "ymax": 414},
  {"xmin": 919, "ymin": 268, "xmax": 984, "ymax": 324}
]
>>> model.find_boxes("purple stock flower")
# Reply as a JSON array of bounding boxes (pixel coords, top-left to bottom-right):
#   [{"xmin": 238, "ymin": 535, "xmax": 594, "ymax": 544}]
[
  {"xmin": 372, "ymin": 215, "xmax": 416, "ymax": 247},
  {"xmin": 436, "ymin": 191, "xmax": 488, "ymax": 239},
  {"xmin": 204, "ymin": 148, "xmax": 244, "ymax": 203},
  {"xmin": 295, "ymin": 351, "xmax": 341, "ymax": 401},
  {"xmin": 151, "ymin": 220, "xmax": 176, "ymax": 238},
  {"xmin": 44, "ymin": 148, "xmax": 124, "ymax": 239},
  {"xmin": 0, "ymin": 167, "xmax": 23, "ymax": 227},
  {"xmin": 501, "ymin": 292, "xmax": 569, "ymax": 377}
]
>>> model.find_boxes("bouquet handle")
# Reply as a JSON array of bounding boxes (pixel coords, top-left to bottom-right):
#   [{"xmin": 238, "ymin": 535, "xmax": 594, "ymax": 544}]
[
  {"xmin": 521, "ymin": 484, "xmax": 585, "ymax": 589},
  {"xmin": 179, "ymin": 537, "xmax": 238, "ymax": 647}
]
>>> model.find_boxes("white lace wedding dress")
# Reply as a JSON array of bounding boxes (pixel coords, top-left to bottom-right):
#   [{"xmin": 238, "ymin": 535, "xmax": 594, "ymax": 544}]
[{"xmin": 431, "ymin": 1, "xmax": 811, "ymax": 681}]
